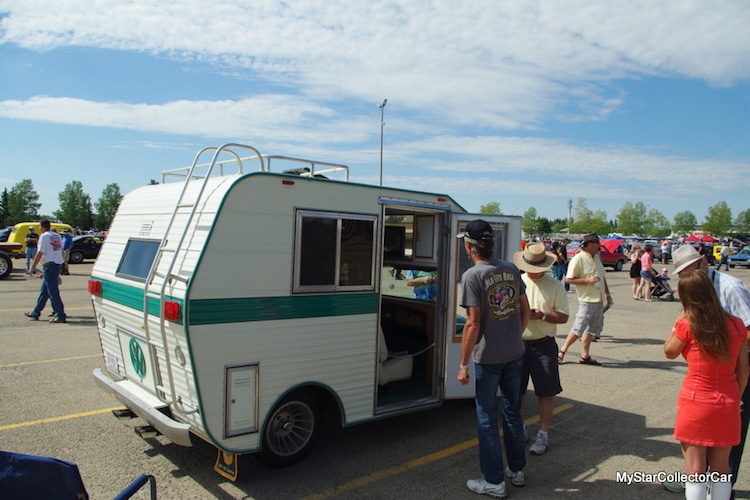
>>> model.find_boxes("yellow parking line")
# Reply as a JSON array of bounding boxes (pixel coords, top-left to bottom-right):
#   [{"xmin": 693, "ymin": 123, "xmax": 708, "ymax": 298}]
[
  {"xmin": 0, "ymin": 407, "xmax": 123, "ymax": 432},
  {"xmin": 302, "ymin": 403, "xmax": 574, "ymax": 500},
  {"xmin": 0, "ymin": 354, "xmax": 100, "ymax": 369}
]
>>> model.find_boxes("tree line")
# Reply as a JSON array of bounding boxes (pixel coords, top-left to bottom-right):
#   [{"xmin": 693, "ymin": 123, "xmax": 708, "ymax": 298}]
[
  {"xmin": 479, "ymin": 199, "xmax": 750, "ymax": 238},
  {"xmin": 0, "ymin": 179, "xmax": 123, "ymax": 231}
]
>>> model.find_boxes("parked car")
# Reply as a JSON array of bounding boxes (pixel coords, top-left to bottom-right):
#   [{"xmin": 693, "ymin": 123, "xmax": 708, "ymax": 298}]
[
  {"xmin": 729, "ymin": 247, "xmax": 750, "ymax": 268},
  {"xmin": 599, "ymin": 245, "xmax": 629, "ymax": 271},
  {"xmin": 68, "ymin": 235, "xmax": 104, "ymax": 264}
]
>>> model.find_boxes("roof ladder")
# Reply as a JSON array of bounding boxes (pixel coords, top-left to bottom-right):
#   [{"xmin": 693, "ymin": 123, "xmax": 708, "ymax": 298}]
[{"xmin": 142, "ymin": 144, "xmax": 265, "ymax": 410}]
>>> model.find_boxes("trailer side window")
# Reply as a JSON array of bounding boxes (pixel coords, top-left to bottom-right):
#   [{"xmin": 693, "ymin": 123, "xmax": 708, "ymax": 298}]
[
  {"xmin": 117, "ymin": 239, "xmax": 160, "ymax": 281},
  {"xmin": 295, "ymin": 211, "xmax": 376, "ymax": 293}
]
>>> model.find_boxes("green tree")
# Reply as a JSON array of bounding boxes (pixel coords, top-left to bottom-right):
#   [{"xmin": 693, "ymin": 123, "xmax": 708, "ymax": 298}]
[
  {"xmin": 615, "ymin": 201, "xmax": 648, "ymax": 235},
  {"xmin": 570, "ymin": 198, "xmax": 610, "ymax": 235},
  {"xmin": 54, "ymin": 180, "xmax": 94, "ymax": 228},
  {"xmin": 6, "ymin": 179, "xmax": 41, "ymax": 224},
  {"xmin": 672, "ymin": 210, "xmax": 698, "ymax": 236},
  {"xmin": 550, "ymin": 218, "xmax": 568, "ymax": 233},
  {"xmin": 643, "ymin": 208, "xmax": 671, "ymax": 236},
  {"xmin": 537, "ymin": 217, "xmax": 552, "ymax": 235},
  {"xmin": 94, "ymin": 183, "xmax": 123, "ymax": 230},
  {"xmin": 703, "ymin": 201, "xmax": 732, "ymax": 238},
  {"xmin": 479, "ymin": 202, "xmax": 501, "ymax": 215},
  {"xmin": 522, "ymin": 207, "xmax": 539, "ymax": 236},
  {"xmin": 735, "ymin": 209, "xmax": 750, "ymax": 233},
  {"xmin": 0, "ymin": 189, "xmax": 8, "ymax": 227}
]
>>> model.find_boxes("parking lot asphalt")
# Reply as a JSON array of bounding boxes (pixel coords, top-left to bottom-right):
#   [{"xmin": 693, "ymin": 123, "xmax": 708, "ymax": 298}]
[{"xmin": 2, "ymin": 261, "xmax": 750, "ymax": 498}]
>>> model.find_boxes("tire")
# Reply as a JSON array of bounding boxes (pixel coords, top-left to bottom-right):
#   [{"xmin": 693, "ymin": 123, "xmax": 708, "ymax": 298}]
[
  {"xmin": 730, "ymin": 265, "xmax": 735, "ymax": 269},
  {"xmin": 614, "ymin": 260, "xmax": 624, "ymax": 272},
  {"xmin": 257, "ymin": 391, "xmax": 322, "ymax": 468},
  {"xmin": 69, "ymin": 250, "xmax": 85, "ymax": 264},
  {"xmin": 0, "ymin": 253, "xmax": 11, "ymax": 279}
]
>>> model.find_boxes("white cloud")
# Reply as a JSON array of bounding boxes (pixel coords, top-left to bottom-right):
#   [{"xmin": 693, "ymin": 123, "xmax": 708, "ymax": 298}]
[{"xmin": 2, "ymin": 0, "xmax": 749, "ymax": 128}]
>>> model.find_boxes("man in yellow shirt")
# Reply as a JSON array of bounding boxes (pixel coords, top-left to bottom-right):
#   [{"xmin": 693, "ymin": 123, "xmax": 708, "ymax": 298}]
[
  {"xmin": 513, "ymin": 243, "xmax": 569, "ymax": 455},
  {"xmin": 558, "ymin": 233, "xmax": 611, "ymax": 365}
]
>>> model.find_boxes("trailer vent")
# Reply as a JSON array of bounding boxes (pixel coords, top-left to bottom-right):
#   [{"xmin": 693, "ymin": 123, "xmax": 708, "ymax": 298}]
[{"xmin": 139, "ymin": 221, "xmax": 154, "ymax": 236}]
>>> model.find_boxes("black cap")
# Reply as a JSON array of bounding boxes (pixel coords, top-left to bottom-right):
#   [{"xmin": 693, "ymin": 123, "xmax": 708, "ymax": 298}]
[{"xmin": 457, "ymin": 219, "xmax": 494, "ymax": 241}]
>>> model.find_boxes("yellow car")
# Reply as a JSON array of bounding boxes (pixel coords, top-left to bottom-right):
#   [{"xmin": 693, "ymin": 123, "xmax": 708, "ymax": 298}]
[{"xmin": 712, "ymin": 245, "xmax": 738, "ymax": 265}]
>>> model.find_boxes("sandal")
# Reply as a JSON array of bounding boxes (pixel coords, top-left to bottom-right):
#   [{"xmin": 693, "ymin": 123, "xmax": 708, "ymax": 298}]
[
  {"xmin": 557, "ymin": 351, "xmax": 566, "ymax": 364},
  {"xmin": 579, "ymin": 356, "xmax": 601, "ymax": 366}
]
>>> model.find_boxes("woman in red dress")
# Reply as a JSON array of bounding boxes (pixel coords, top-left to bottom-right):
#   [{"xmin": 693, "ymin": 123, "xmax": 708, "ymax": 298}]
[{"xmin": 665, "ymin": 270, "xmax": 749, "ymax": 500}]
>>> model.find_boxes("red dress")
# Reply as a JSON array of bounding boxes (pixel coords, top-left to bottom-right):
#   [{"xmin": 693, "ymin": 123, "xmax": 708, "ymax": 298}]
[{"xmin": 674, "ymin": 315, "xmax": 746, "ymax": 447}]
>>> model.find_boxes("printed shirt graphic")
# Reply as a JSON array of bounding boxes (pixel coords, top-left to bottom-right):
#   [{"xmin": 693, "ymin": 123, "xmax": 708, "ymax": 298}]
[
  {"xmin": 37, "ymin": 231, "xmax": 65, "ymax": 265},
  {"xmin": 461, "ymin": 260, "xmax": 525, "ymax": 364}
]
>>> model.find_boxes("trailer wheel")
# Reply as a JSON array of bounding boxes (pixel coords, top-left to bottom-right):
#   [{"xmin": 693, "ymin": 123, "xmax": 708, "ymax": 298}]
[
  {"xmin": 258, "ymin": 391, "xmax": 321, "ymax": 468},
  {"xmin": 0, "ymin": 253, "xmax": 12, "ymax": 279}
]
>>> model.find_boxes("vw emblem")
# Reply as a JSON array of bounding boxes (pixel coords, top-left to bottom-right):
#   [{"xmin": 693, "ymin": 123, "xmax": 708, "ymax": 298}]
[{"xmin": 129, "ymin": 338, "xmax": 147, "ymax": 379}]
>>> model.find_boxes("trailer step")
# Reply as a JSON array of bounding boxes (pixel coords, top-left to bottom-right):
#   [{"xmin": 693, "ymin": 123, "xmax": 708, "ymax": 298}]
[
  {"xmin": 134, "ymin": 425, "xmax": 160, "ymax": 439},
  {"xmin": 112, "ymin": 409, "xmax": 138, "ymax": 420}
]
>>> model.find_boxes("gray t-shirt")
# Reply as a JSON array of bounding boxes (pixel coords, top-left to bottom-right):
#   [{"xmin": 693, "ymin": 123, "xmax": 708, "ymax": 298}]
[{"xmin": 460, "ymin": 259, "xmax": 526, "ymax": 364}]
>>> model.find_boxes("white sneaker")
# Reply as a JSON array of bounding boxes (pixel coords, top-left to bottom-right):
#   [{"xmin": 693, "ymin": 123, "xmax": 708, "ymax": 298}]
[
  {"xmin": 530, "ymin": 432, "xmax": 548, "ymax": 455},
  {"xmin": 466, "ymin": 478, "xmax": 507, "ymax": 498},
  {"xmin": 505, "ymin": 465, "xmax": 526, "ymax": 487}
]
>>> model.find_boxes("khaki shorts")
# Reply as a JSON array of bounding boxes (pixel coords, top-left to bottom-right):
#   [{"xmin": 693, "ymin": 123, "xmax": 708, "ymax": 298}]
[{"xmin": 571, "ymin": 301, "xmax": 604, "ymax": 337}]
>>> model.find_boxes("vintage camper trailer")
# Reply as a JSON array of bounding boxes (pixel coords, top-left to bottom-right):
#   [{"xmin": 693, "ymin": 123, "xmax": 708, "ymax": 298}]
[{"xmin": 91, "ymin": 143, "xmax": 521, "ymax": 473}]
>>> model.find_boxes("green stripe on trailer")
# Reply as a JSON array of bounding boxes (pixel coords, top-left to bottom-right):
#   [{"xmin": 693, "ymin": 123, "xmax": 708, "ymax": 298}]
[
  {"xmin": 188, "ymin": 293, "xmax": 379, "ymax": 325},
  {"xmin": 98, "ymin": 278, "xmax": 184, "ymax": 324}
]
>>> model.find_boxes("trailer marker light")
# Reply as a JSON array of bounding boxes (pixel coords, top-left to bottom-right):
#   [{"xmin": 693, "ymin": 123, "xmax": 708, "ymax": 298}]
[
  {"xmin": 88, "ymin": 279, "xmax": 102, "ymax": 295},
  {"xmin": 164, "ymin": 300, "xmax": 181, "ymax": 322},
  {"xmin": 282, "ymin": 179, "xmax": 295, "ymax": 186},
  {"xmin": 437, "ymin": 197, "xmax": 447, "ymax": 203}
]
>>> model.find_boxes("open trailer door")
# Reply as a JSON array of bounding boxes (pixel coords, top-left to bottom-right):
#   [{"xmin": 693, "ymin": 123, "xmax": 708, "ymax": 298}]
[{"xmin": 443, "ymin": 214, "xmax": 522, "ymax": 399}]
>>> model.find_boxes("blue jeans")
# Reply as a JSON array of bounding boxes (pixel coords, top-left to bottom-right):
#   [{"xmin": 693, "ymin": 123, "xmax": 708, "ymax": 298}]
[
  {"xmin": 474, "ymin": 357, "xmax": 527, "ymax": 484},
  {"xmin": 553, "ymin": 263, "xmax": 569, "ymax": 291},
  {"xmin": 717, "ymin": 256, "xmax": 729, "ymax": 271},
  {"xmin": 31, "ymin": 263, "xmax": 66, "ymax": 320},
  {"xmin": 26, "ymin": 247, "xmax": 37, "ymax": 272}
]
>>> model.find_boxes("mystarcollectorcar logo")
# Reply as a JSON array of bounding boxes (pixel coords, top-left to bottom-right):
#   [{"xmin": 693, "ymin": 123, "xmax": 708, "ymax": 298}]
[{"xmin": 616, "ymin": 471, "xmax": 732, "ymax": 485}]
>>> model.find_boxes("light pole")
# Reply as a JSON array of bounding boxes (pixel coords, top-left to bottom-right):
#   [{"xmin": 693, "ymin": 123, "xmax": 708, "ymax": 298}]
[{"xmin": 378, "ymin": 99, "xmax": 387, "ymax": 186}]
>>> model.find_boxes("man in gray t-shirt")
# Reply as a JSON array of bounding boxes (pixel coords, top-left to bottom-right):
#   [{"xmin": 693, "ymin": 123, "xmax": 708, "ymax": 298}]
[{"xmin": 458, "ymin": 220, "xmax": 530, "ymax": 497}]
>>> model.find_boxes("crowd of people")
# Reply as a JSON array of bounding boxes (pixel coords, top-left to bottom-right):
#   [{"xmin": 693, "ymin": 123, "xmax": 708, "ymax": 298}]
[{"xmin": 459, "ymin": 221, "xmax": 750, "ymax": 499}]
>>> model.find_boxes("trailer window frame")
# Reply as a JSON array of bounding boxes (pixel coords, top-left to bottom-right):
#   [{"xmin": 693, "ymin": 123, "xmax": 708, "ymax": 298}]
[
  {"xmin": 116, "ymin": 238, "xmax": 161, "ymax": 282},
  {"xmin": 293, "ymin": 210, "xmax": 377, "ymax": 293}
]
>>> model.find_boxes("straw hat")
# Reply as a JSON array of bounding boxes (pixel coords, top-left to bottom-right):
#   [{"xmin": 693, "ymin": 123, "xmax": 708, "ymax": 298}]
[{"xmin": 513, "ymin": 243, "xmax": 556, "ymax": 273}]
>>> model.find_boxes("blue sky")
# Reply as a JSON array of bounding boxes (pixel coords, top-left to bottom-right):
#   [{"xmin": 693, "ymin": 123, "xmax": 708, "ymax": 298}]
[{"xmin": 1, "ymin": 1, "xmax": 749, "ymax": 225}]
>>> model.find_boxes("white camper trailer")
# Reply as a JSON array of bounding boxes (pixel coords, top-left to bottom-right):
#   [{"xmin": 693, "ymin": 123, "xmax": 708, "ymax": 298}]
[{"xmin": 91, "ymin": 143, "xmax": 521, "ymax": 472}]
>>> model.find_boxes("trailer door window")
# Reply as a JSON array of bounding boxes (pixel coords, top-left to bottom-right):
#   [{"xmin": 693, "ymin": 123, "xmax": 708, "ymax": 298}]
[
  {"xmin": 295, "ymin": 211, "xmax": 376, "ymax": 292},
  {"xmin": 117, "ymin": 239, "xmax": 160, "ymax": 281}
]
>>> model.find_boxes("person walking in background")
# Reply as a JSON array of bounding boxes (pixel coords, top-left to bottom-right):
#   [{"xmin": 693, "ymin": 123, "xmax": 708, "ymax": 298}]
[
  {"xmin": 513, "ymin": 243, "xmax": 568, "ymax": 456},
  {"xmin": 717, "ymin": 245, "xmax": 730, "ymax": 272},
  {"xmin": 551, "ymin": 240, "xmax": 569, "ymax": 292},
  {"xmin": 636, "ymin": 244, "xmax": 656, "ymax": 301},
  {"xmin": 661, "ymin": 240, "xmax": 671, "ymax": 265},
  {"xmin": 61, "ymin": 229, "xmax": 73, "ymax": 275},
  {"xmin": 24, "ymin": 220, "xmax": 67, "ymax": 323},
  {"xmin": 457, "ymin": 219, "xmax": 531, "ymax": 498},
  {"xmin": 664, "ymin": 270, "xmax": 749, "ymax": 500},
  {"xmin": 558, "ymin": 233, "xmax": 611, "ymax": 366},
  {"xmin": 24, "ymin": 226, "xmax": 39, "ymax": 273},
  {"xmin": 630, "ymin": 246, "xmax": 643, "ymax": 300}
]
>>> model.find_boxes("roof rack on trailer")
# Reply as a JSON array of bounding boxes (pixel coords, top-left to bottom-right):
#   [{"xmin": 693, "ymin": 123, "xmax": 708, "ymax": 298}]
[{"xmin": 160, "ymin": 145, "xmax": 349, "ymax": 183}]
